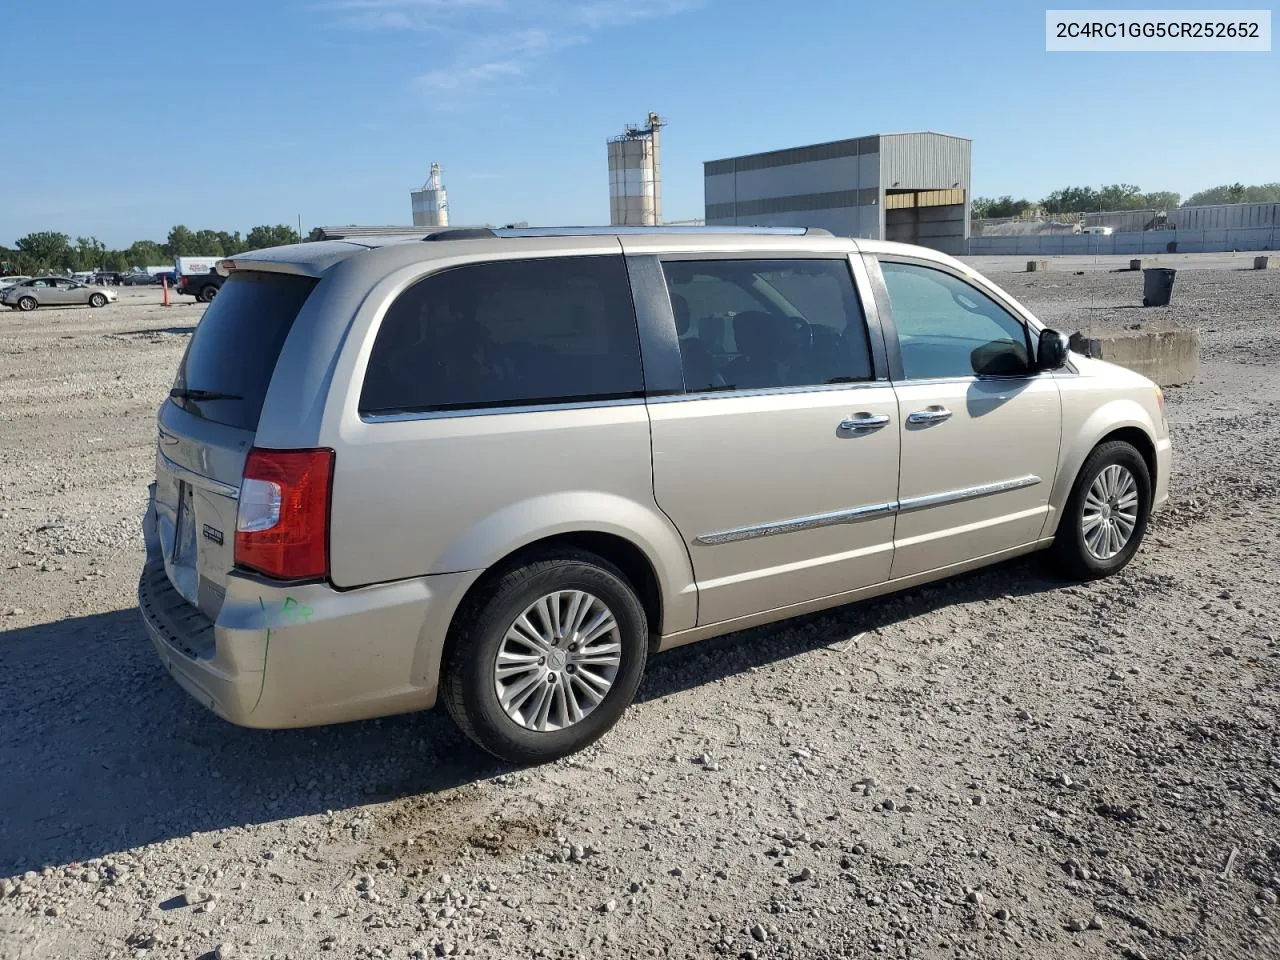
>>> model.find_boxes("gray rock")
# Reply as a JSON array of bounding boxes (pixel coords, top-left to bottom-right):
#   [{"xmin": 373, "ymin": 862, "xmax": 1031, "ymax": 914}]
[
  {"xmin": 1065, "ymin": 918, "xmax": 1088, "ymax": 932},
  {"xmin": 602, "ymin": 899, "xmax": 617, "ymax": 913},
  {"xmin": 994, "ymin": 907, "xmax": 1009, "ymax": 921},
  {"xmin": 1088, "ymin": 914, "xmax": 1104, "ymax": 930},
  {"xmin": 214, "ymin": 945, "xmax": 235, "ymax": 960},
  {"xmin": 749, "ymin": 923, "xmax": 768, "ymax": 943}
]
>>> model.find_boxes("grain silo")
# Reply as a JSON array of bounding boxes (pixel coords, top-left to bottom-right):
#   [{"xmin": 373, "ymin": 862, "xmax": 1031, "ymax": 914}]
[
  {"xmin": 607, "ymin": 112, "xmax": 664, "ymax": 227},
  {"xmin": 410, "ymin": 162, "xmax": 449, "ymax": 228}
]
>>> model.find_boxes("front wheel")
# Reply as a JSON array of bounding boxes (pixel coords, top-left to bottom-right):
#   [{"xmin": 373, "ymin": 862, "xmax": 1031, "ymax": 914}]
[
  {"xmin": 441, "ymin": 551, "xmax": 648, "ymax": 763},
  {"xmin": 89, "ymin": 293, "xmax": 107, "ymax": 307},
  {"xmin": 17, "ymin": 296, "xmax": 36, "ymax": 312},
  {"xmin": 198, "ymin": 285, "xmax": 217, "ymax": 303},
  {"xmin": 1052, "ymin": 440, "xmax": 1151, "ymax": 580}
]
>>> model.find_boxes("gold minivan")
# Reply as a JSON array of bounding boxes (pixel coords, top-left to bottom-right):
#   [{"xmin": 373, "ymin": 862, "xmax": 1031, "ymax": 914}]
[{"xmin": 138, "ymin": 227, "xmax": 1171, "ymax": 762}]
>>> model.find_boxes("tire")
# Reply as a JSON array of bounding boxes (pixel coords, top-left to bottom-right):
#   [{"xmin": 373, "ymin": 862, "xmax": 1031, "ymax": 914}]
[
  {"xmin": 198, "ymin": 285, "xmax": 217, "ymax": 303},
  {"xmin": 441, "ymin": 550, "xmax": 648, "ymax": 764},
  {"xmin": 89, "ymin": 293, "xmax": 107, "ymax": 308},
  {"xmin": 1052, "ymin": 440, "xmax": 1151, "ymax": 581},
  {"xmin": 17, "ymin": 296, "xmax": 36, "ymax": 312}
]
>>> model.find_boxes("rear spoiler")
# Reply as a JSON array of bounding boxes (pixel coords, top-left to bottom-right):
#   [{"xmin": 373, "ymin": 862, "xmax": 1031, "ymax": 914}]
[{"xmin": 215, "ymin": 239, "xmax": 370, "ymax": 279}]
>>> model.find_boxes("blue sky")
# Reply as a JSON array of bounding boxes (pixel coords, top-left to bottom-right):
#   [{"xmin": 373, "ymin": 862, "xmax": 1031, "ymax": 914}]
[{"xmin": 1, "ymin": 0, "xmax": 1275, "ymax": 246}]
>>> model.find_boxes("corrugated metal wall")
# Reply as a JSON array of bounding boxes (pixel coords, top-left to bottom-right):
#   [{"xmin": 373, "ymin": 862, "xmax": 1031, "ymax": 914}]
[
  {"xmin": 967, "ymin": 225, "xmax": 1279, "ymax": 255},
  {"xmin": 702, "ymin": 132, "xmax": 971, "ymax": 252},
  {"xmin": 879, "ymin": 134, "xmax": 971, "ymax": 192},
  {"xmin": 1167, "ymin": 202, "xmax": 1280, "ymax": 231}
]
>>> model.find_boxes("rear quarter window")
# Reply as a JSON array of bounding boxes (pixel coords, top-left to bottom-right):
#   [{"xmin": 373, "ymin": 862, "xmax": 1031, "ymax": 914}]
[
  {"xmin": 170, "ymin": 271, "xmax": 318, "ymax": 431},
  {"xmin": 360, "ymin": 255, "xmax": 643, "ymax": 416}
]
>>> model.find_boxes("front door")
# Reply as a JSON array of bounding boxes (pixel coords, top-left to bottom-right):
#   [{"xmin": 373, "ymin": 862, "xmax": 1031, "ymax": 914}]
[
  {"xmin": 647, "ymin": 255, "xmax": 900, "ymax": 626},
  {"xmin": 871, "ymin": 256, "xmax": 1063, "ymax": 580},
  {"xmin": 45, "ymin": 279, "xmax": 80, "ymax": 305}
]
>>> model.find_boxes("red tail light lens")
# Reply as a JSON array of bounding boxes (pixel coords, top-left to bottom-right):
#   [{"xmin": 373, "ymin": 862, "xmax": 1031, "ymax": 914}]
[{"xmin": 234, "ymin": 448, "xmax": 334, "ymax": 580}]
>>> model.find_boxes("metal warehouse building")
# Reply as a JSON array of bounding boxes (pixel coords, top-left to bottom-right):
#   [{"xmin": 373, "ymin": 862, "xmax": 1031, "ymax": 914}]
[{"xmin": 704, "ymin": 131, "xmax": 971, "ymax": 254}]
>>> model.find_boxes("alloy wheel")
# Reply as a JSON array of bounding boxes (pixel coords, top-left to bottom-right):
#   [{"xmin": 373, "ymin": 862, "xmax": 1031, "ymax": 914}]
[
  {"xmin": 493, "ymin": 590, "xmax": 622, "ymax": 732},
  {"xmin": 1081, "ymin": 463, "xmax": 1139, "ymax": 561}
]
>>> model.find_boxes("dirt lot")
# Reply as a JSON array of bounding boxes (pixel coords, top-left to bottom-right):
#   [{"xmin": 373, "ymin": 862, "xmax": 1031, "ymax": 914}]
[{"xmin": 2, "ymin": 264, "xmax": 1279, "ymax": 960}]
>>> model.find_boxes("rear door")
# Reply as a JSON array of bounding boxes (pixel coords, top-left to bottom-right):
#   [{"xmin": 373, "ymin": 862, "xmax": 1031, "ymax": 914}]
[
  {"xmin": 642, "ymin": 253, "xmax": 900, "ymax": 626},
  {"xmin": 152, "ymin": 270, "xmax": 317, "ymax": 617}
]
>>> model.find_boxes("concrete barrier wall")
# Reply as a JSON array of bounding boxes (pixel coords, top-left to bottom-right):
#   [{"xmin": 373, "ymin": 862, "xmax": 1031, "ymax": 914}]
[
  {"xmin": 968, "ymin": 226, "xmax": 1279, "ymax": 256},
  {"xmin": 1075, "ymin": 326, "xmax": 1200, "ymax": 388}
]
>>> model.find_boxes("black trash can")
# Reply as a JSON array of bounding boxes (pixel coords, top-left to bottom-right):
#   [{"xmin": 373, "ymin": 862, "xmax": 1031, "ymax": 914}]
[{"xmin": 1142, "ymin": 267, "xmax": 1176, "ymax": 307}]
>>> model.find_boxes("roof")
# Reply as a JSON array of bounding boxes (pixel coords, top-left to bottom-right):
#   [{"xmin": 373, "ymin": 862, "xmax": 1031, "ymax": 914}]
[
  {"xmin": 226, "ymin": 228, "xmax": 969, "ymax": 280},
  {"xmin": 704, "ymin": 130, "xmax": 972, "ymax": 169}
]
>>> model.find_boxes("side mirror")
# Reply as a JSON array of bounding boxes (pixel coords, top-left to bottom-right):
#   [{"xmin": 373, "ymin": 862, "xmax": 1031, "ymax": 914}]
[{"xmin": 1037, "ymin": 328, "xmax": 1069, "ymax": 371}]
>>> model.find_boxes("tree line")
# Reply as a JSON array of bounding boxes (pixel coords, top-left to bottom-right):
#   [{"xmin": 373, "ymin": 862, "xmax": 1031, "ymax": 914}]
[
  {"xmin": 972, "ymin": 181, "xmax": 1280, "ymax": 220},
  {"xmin": 0, "ymin": 224, "xmax": 303, "ymax": 276}
]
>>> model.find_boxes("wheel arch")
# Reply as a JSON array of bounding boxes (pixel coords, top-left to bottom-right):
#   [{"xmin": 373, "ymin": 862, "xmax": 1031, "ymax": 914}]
[
  {"xmin": 1046, "ymin": 399, "xmax": 1159, "ymax": 536},
  {"xmin": 445, "ymin": 529, "xmax": 666, "ymax": 654}
]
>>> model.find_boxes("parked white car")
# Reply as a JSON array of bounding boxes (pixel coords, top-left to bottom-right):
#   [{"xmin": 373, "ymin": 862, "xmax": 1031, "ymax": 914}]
[{"xmin": 2, "ymin": 276, "xmax": 118, "ymax": 310}]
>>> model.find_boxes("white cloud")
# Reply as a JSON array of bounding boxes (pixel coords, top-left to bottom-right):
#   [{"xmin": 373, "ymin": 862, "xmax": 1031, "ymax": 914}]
[{"xmin": 320, "ymin": 0, "xmax": 704, "ymax": 104}]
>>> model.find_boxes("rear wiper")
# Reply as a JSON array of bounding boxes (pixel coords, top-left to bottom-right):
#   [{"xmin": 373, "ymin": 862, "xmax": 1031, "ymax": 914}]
[{"xmin": 170, "ymin": 388, "xmax": 243, "ymax": 401}]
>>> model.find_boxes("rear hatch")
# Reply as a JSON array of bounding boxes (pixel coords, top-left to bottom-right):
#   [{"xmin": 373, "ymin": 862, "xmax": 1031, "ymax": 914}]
[{"xmin": 152, "ymin": 270, "xmax": 318, "ymax": 618}]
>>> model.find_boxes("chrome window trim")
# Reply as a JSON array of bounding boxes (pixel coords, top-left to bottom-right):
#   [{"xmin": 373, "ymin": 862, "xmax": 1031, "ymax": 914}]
[
  {"xmin": 648, "ymin": 380, "xmax": 884, "ymax": 404},
  {"xmin": 696, "ymin": 474, "xmax": 1042, "ymax": 545},
  {"xmin": 158, "ymin": 450, "xmax": 241, "ymax": 500},
  {"xmin": 360, "ymin": 396, "xmax": 646, "ymax": 423}
]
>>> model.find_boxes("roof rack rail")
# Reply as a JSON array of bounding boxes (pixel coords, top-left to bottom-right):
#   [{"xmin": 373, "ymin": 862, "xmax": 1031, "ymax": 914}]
[
  {"xmin": 422, "ymin": 227, "xmax": 498, "ymax": 240},
  {"xmin": 420, "ymin": 225, "xmax": 834, "ymax": 242}
]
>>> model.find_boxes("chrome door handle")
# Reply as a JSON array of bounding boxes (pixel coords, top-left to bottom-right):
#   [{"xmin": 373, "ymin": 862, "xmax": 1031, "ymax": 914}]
[
  {"xmin": 838, "ymin": 413, "xmax": 890, "ymax": 432},
  {"xmin": 906, "ymin": 406, "xmax": 953, "ymax": 425}
]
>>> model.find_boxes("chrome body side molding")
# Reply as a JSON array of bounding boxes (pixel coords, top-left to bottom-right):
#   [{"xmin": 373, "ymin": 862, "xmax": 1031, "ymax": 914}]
[{"xmin": 696, "ymin": 475, "xmax": 1042, "ymax": 546}]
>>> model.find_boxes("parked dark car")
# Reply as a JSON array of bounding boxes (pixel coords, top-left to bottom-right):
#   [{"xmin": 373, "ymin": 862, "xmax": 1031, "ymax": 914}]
[
  {"xmin": 177, "ymin": 269, "xmax": 225, "ymax": 302},
  {"xmin": 120, "ymin": 273, "xmax": 154, "ymax": 286}
]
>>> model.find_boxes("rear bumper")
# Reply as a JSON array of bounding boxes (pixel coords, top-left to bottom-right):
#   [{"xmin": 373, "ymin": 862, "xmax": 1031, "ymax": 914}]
[{"xmin": 139, "ymin": 497, "xmax": 480, "ymax": 729}]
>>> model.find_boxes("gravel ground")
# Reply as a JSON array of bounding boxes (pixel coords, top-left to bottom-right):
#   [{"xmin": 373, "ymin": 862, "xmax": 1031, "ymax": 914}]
[{"xmin": 2, "ymin": 265, "xmax": 1279, "ymax": 960}]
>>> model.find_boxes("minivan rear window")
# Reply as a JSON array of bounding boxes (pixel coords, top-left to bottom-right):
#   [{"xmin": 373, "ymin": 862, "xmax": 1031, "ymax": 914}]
[
  {"xmin": 360, "ymin": 255, "xmax": 643, "ymax": 416},
  {"xmin": 170, "ymin": 271, "xmax": 318, "ymax": 431}
]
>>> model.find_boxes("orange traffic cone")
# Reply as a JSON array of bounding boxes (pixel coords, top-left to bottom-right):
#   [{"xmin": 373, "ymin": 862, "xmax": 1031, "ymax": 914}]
[{"xmin": 162, "ymin": 275, "xmax": 170, "ymax": 307}]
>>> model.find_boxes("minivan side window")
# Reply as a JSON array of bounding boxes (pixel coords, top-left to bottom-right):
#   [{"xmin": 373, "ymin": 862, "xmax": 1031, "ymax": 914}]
[
  {"xmin": 360, "ymin": 255, "xmax": 643, "ymax": 416},
  {"xmin": 661, "ymin": 259, "xmax": 873, "ymax": 393},
  {"xmin": 879, "ymin": 261, "xmax": 1032, "ymax": 380}
]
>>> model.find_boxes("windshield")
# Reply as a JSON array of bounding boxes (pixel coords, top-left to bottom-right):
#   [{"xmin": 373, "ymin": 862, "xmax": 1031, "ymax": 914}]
[{"xmin": 170, "ymin": 271, "xmax": 317, "ymax": 431}]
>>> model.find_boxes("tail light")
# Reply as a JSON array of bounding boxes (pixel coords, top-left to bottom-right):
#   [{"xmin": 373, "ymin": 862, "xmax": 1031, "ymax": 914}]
[{"xmin": 235, "ymin": 448, "xmax": 334, "ymax": 580}]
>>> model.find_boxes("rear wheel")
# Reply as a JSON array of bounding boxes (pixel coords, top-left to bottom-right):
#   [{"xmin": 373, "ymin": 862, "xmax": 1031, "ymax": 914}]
[
  {"xmin": 1052, "ymin": 440, "xmax": 1151, "ymax": 580},
  {"xmin": 17, "ymin": 296, "xmax": 36, "ymax": 312},
  {"xmin": 441, "ymin": 551, "xmax": 648, "ymax": 763},
  {"xmin": 89, "ymin": 293, "xmax": 107, "ymax": 308},
  {"xmin": 198, "ymin": 285, "xmax": 217, "ymax": 303}
]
